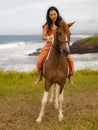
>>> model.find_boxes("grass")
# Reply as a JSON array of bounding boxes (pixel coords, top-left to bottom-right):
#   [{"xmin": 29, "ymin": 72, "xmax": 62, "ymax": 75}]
[
  {"xmin": 80, "ymin": 36, "xmax": 98, "ymax": 44},
  {"xmin": 0, "ymin": 69, "xmax": 98, "ymax": 130}
]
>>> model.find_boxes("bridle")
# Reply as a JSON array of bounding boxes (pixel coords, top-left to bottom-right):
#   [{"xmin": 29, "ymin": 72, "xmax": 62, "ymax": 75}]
[{"xmin": 52, "ymin": 29, "xmax": 70, "ymax": 56}]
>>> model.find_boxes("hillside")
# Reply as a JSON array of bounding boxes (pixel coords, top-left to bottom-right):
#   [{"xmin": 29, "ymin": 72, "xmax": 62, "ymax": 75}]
[{"xmin": 70, "ymin": 36, "xmax": 98, "ymax": 54}]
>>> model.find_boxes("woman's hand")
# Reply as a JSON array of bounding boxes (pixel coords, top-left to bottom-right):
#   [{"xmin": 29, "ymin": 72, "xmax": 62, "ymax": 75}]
[{"xmin": 47, "ymin": 35, "xmax": 54, "ymax": 42}]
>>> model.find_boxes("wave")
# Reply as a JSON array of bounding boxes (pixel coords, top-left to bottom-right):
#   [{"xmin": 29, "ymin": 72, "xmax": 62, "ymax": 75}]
[
  {"xmin": 72, "ymin": 53, "xmax": 98, "ymax": 70},
  {"xmin": 0, "ymin": 34, "xmax": 93, "ymax": 50},
  {"xmin": 0, "ymin": 41, "xmax": 26, "ymax": 49},
  {"xmin": 72, "ymin": 34, "xmax": 94, "ymax": 38}
]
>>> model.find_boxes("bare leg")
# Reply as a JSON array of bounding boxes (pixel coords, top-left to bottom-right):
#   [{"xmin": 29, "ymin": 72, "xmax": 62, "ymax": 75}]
[
  {"xmin": 68, "ymin": 75, "xmax": 73, "ymax": 86},
  {"xmin": 34, "ymin": 70, "xmax": 42, "ymax": 85},
  {"xmin": 36, "ymin": 91, "xmax": 49, "ymax": 124},
  {"xmin": 58, "ymin": 90, "xmax": 64, "ymax": 121},
  {"xmin": 66, "ymin": 55, "xmax": 74, "ymax": 86},
  {"xmin": 55, "ymin": 84, "xmax": 59, "ymax": 109}
]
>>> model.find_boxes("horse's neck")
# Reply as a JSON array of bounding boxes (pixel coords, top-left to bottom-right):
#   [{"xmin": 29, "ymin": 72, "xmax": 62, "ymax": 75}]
[
  {"xmin": 47, "ymin": 34, "xmax": 62, "ymax": 64},
  {"xmin": 50, "ymin": 47, "xmax": 58, "ymax": 58},
  {"xmin": 48, "ymin": 36, "xmax": 59, "ymax": 59},
  {"xmin": 48, "ymin": 44, "xmax": 61, "ymax": 64}
]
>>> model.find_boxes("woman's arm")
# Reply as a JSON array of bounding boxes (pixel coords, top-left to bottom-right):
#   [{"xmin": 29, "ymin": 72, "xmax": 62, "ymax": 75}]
[
  {"xmin": 42, "ymin": 25, "xmax": 53, "ymax": 42},
  {"xmin": 42, "ymin": 26, "xmax": 48, "ymax": 40}
]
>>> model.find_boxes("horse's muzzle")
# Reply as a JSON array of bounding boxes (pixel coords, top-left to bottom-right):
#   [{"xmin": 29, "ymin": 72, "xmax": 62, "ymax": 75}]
[{"xmin": 60, "ymin": 49, "xmax": 70, "ymax": 56}]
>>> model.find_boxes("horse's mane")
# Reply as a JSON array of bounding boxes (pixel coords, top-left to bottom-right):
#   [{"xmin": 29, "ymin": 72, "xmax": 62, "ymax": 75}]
[{"xmin": 59, "ymin": 21, "xmax": 71, "ymax": 40}]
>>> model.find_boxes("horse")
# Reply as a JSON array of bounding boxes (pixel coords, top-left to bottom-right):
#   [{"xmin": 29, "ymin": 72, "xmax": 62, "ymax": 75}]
[{"xmin": 36, "ymin": 20, "xmax": 75, "ymax": 124}]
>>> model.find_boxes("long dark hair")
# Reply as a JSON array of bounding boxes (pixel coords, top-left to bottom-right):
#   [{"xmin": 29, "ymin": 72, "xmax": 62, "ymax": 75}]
[{"xmin": 46, "ymin": 6, "xmax": 63, "ymax": 30}]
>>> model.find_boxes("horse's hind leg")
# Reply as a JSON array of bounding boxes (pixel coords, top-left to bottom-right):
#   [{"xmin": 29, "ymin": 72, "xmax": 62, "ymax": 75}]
[
  {"xmin": 58, "ymin": 89, "xmax": 64, "ymax": 121},
  {"xmin": 55, "ymin": 84, "xmax": 59, "ymax": 109},
  {"xmin": 49, "ymin": 84, "xmax": 55, "ymax": 104},
  {"xmin": 36, "ymin": 91, "xmax": 49, "ymax": 124}
]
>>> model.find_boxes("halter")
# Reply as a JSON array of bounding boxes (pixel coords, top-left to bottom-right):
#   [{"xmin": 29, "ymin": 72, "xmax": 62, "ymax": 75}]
[{"xmin": 52, "ymin": 29, "xmax": 70, "ymax": 56}]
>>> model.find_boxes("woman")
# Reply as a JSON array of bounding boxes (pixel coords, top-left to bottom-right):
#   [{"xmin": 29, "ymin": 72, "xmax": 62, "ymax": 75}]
[{"xmin": 34, "ymin": 6, "xmax": 74, "ymax": 85}]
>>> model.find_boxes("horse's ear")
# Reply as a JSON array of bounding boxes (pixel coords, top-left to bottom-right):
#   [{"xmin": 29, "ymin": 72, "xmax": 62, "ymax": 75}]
[{"xmin": 67, "ymin": 21, "xmax": 76, "ymax": 28}]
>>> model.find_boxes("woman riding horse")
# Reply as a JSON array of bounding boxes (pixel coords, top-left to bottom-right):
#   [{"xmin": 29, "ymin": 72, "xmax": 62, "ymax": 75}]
[{"xmin": 34, "ymin": 6, "xmax": 74, "ymax": 86}]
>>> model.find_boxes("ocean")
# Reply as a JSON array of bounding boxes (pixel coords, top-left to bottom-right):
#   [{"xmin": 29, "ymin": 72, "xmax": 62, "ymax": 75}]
[{"xmin": 0, "ymin": 34, "xmax": 98, "ymax": 72}]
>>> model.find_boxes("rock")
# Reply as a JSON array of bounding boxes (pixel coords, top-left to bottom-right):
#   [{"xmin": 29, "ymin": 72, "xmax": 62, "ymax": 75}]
[
  {"xmin": 36, "ymin": 48, "xmax": 42, "ymax": 52},
  {"xmin": 28, "ymin": 51, "xmax": 41, "ymax": 56},
  {"xmin": 70, "ymin": 36, "xmax": 98, "ymax": 54},
  {"xmin": 28, "ymin": 48, "xmax": 42, "ymax": 56}
]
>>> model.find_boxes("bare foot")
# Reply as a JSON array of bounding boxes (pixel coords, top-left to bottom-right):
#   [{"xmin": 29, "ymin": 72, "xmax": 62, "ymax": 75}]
[
  {"xmin": 34, "ymin": 70, "xmax": 42, "ymax": 85},
  {"xmin": 69, "ymin": 79, "xmax": 74, "ymax": 86},
  {"xmin": 34, "ymin": 77, "xmax": 42, "ymax": 85}
]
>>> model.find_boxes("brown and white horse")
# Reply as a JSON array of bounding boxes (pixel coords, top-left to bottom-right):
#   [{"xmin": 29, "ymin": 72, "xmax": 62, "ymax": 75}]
[{"xmin": 36, "ymin": 21, "xmax": 75, "ymax": 124}]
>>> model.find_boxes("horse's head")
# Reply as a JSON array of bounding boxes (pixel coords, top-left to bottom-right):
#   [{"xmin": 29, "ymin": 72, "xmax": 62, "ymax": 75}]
[{"xmin": 53, "ymin": 21, "xmax": 75, "ymax": 56}]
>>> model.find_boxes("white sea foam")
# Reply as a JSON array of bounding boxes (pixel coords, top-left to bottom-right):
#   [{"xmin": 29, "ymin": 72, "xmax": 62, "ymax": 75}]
[
  {"xmin": 0, "ymin": 35, "xmax": 98, "ymax": 71},
  {"xmin": 72, "ymin": 53, "xmax": 98, "ymax": 70},
  {"xmin": 72, "ymin": 34, "xmax": 94, "ymax": 38},
  {"xmin": 0, "ymin": 42, "xmax": 25, "ymax": 49}
]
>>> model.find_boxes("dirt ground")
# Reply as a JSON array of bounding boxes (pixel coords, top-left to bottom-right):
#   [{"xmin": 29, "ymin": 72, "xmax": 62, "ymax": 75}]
[{"xmin": 0, "ymin": 91, "xmax": 98, "ymax": 130}]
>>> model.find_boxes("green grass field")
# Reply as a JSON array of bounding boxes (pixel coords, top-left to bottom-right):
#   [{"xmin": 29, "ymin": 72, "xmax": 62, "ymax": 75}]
[{"xmin": 0, "ymin": 69, "xmax": 98, "ymax": 130}]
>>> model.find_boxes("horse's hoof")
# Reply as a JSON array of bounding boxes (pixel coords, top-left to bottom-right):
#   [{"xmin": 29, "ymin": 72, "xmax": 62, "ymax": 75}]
[
  {"xmin": 35, "ymin": 118, "xmax": 42, "ymax": 124},
  {"xmin": 55, "ymin": 104, "xmax": 59, "ymax": 109},
  {"xmin": 58, "ymin": 115, "xmax": 64, "ymax": 122},
  {"xmin": 49, "ymin": 98, "xmax": 53, "ymax": 104}
]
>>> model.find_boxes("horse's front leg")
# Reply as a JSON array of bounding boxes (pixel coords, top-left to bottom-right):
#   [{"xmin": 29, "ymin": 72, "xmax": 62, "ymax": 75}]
[
  {"xmin": 36, "ymin": 91, "xmax": 49, "ymax": 124},
  {"xmin": 58, "ymin": 89, "xmax": 64, "ymax": 121}
]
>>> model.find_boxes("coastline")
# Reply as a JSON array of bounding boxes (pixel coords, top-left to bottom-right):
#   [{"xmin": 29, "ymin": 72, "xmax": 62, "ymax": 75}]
[
  {"xmin": 0, "ymin": 52, "xmax": 98, "ymax": 72},
  {"xmin": 0, "ymin": 35, "xmax": 98, "ymax": 72}
]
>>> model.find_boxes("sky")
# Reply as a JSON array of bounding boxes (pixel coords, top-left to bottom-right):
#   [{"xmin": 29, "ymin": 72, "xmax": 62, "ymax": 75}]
[{"xmin": 0, "ymin": 0, "xmax": 98, "ymax": 35}]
